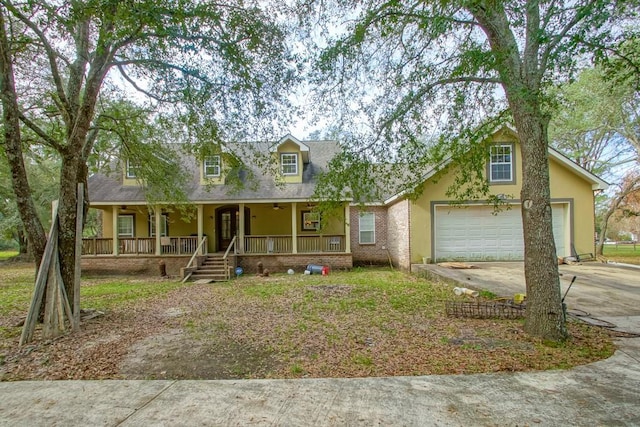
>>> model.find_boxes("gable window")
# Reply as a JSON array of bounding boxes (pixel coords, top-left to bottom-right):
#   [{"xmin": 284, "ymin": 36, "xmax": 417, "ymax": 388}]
[
  {"xmin": 281, "ymin": 153, "xmax": 298, "ymax": 175},
  {"xmin": 126, "ymin": 159, "xmax": 140, "ymax": 179},
  {"xmin": 204, "ymin": 155, "xmax": 221, "ymax": 177},
  {"xmin": 489, "ymin": 144, "xmax": 514, "ymax": 183},
  {"xmin": 117, "ymin": 215, "xmax": 134, "ymax": 237},
  {"xmin": 149, "ymin": 214, "xmax": 168, "ymax": 237},
  {"xmin": 359, "ymin": 212, "xmax": 375, "ymax": 244}
]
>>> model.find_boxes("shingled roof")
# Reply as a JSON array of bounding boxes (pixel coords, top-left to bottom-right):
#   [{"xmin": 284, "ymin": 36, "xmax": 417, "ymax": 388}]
[{"xmin": 88, "ymin": 140, "xmax": 341, "ymax": 204}]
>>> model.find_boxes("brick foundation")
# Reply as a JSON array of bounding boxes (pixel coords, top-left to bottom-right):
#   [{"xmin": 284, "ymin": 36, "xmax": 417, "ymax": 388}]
[
  {"xmin": 236, "ymin": 254, "xmax": 352, "ymax": 275},
  {"xmin": 81, "ymin": 256, "xmax": 190, "ymax": 277},
  {"xmin": 82, "ymin": 253, "xmax": 352, "ymax": 277}
]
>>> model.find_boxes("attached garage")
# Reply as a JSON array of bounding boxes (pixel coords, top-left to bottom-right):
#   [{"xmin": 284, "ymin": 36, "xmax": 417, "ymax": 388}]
[{"xmin": 433, "ymin": 203, "xmax": 569, "ymax": 262}]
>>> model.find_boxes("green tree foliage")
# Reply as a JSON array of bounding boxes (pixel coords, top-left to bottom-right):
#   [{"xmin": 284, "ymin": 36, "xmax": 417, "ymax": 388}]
[
  {"xmin": 548, "ymin": 67, "xmax": 640, "ymax": 255},
  {"xmin": 0, "ymin": 0, "xmax": 295, "ymax": 310},
  {"xmin": 0, "ymin": 148, "xmax": 59, "ymax": 254},
  {"xmin": 549, "ymin": 67, "xmax": 638, "ymax": 176},
  {"xmin": 299, "ymin": 0, "xmax": 637, "ymax": 340}
]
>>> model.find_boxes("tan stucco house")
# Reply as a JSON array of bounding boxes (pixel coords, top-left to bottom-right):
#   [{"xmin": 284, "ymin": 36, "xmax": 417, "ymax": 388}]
[{"xmin": 83, "ymin": 128, "xmax": 607, "ymax": 278}]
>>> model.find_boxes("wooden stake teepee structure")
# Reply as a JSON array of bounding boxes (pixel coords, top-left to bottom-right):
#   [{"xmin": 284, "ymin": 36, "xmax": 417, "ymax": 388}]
[{"xmin": 20, "ymin": 184, "xmax": 84, "ymax": 345}]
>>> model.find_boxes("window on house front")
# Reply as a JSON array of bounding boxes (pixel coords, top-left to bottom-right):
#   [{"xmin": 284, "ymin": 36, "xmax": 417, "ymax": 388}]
[
  {"xmin": 359, "ymin": 212, "xmax": 375, "ymax": 244},
  {"xmin": 302, "ymin": 211, "xmax": 320, "ymax": 231},
  {"xmin": 489, "ymin": 144, "xmax": 514, "ymax": 183},
  {"xmin": 204, "ymin": 155, "xmax": 221, "ymax": 177},
  {"xmin": 281, "ymin": 153, "xmax": 298, "ymax": 175},
  {"xmin": 149, "ymin": 214, "xmax": 168, "ymax": 237},
  {"xmin": 126, "ymin": 159, "xmax": 140, "ymax": 179},
  {"xmin": 117, "ymin": 215, "xmax": 134, "ymax": 237}
]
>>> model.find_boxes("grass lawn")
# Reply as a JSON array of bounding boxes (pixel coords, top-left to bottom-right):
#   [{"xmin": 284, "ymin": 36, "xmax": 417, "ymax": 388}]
[
  {"xmin": 0, "ymin": 251, "xmax": 19, "ymax": 261},
  {"xmin": 0, "ymin": 263, "xmax": 615, "ymax": 381},
  {"xmin": 603, "ymin": 244, "xmax": 640, "ymax": 265}
]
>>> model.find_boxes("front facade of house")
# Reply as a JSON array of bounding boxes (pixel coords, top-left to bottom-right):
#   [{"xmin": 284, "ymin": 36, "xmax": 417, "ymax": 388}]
[
  {"xmin": 362, "ymin": 127, "xmax": 607, "ymax": 270},
  {"xmin": 85, "ymin": 136, "xmax": 355, "ymax": 275},
  {"xmin": 84, "ymin": 128, "xmax": 606, "ymax": 276}
]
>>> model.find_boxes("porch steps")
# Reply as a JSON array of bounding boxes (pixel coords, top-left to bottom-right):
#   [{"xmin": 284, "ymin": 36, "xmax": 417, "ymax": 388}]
[{"xmin": 189, "ymin": 255, "xmax": 230, "ymax": 282}]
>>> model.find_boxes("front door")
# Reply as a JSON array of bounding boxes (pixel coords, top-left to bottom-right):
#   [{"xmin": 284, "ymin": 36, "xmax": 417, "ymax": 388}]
[
  {"xmin": 216, "ymin": 206, "xmax": 251, "ymax": 251},
  {"xmin": 217, "ymin": 206, "xmax": 238, "ymax": 251}
]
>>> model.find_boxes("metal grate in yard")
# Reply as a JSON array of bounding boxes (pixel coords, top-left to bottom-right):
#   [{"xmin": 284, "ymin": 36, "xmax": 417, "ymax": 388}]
[{"xmin": 445, "ymin": 300, "xmax": 525, "ymax": 319}]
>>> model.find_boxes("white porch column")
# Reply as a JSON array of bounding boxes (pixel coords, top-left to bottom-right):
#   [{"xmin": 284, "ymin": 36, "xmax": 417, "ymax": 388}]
[
  {"xmin": 197, "ymin": 204, "xmax": 204, "ymax": 254},
  {"xmin": 291, "ymin": 202, "xmax": 298, "ymax": 254},
  {"xmin": 345, "ymin": 204, "xmax": 351, "ymax": 253},
  {"xmin": 155, "ymin": 207, "xmax": 161, "ymax": 255},
  {"xmin": 112, "ymin": 205, "xmax": 119, "ymax": 256},
  {"xmin": 238, "ymin": 203, "xmax": 245, "ymax": 254}
]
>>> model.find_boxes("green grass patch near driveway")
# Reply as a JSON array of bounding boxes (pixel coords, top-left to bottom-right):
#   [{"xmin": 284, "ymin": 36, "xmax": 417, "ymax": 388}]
[
  {"xmin": 603, "ymin": 244, "xmax": 640, "ymax": 264},
  {"xmin": 0, "ymin": 263, "xmax": 615, "ymax": 381}
]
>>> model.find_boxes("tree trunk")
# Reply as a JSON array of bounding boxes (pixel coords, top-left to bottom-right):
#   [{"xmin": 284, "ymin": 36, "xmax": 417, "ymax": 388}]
[
  {"xmin": 0, "ymin": 10, "xmax": 47, "ymax": 269},
  {"xmin": 57, "ymin": 154, "xmax": 82, "ymax": 307},
  {"xmin": 17, "ymin": 227, "xmax": 28, "ymax": 254},
  {"xmin": 465, "ymin": 1, "xmax": 568, "ymax": 341},
  {"xmin": 513, "ymin": 109, "xmax": 567, "ymax": 341}
]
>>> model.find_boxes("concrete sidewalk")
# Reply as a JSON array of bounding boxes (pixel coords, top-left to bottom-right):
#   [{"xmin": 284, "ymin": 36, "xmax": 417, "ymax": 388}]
[{"xmin": 1, "ymin": 336, "xmax": 639, "ymax": 426}]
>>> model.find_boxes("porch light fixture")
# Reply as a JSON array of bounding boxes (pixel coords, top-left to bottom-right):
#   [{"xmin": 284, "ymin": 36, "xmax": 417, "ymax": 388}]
[{"xmin": 273, "ymin": 203, "xmax": 284, "ymax": 210}]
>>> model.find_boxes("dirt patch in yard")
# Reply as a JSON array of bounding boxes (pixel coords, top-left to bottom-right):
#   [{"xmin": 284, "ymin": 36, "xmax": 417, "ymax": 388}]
[{"xmin": 0, "ymin": 268, "xmax": 616, "ymax": 381}]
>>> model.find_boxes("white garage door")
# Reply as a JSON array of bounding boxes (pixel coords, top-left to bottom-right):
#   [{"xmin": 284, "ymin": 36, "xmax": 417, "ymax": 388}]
[{"xmin": 434, "ymin": 204, "xmax": 567, "ymax": 261}]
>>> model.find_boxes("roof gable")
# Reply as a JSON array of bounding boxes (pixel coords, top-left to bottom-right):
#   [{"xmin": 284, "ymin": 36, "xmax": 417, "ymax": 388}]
[
  {"xmin": 270, "ymin": 134, "xmax": 310, "ymax": 163},
  {"xmin": 384, "ymin": 126, "xmax": 608, "ymax": 204}
]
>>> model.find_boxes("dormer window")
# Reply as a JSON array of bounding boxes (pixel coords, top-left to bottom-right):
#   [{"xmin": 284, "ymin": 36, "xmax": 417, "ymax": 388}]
[
  {"xmin": 489, "ymin": 144, "xmax": 514, "ymax": 183},
  {"xmin": 281, "ymin": 153, "xmax": 298, "ymax": 175},
  {"xmin": 126, "ymin": 159, "xmax": 140, "ymax": 179},
  {"xmin": 204, "ymin": 155, "xmax": 221, "ymax": 177}
]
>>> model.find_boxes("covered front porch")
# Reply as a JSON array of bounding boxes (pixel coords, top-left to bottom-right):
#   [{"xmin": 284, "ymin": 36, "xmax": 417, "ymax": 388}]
[{"xmin": 83, "ymin": 202, "xmax": 351, "ymax": 257}]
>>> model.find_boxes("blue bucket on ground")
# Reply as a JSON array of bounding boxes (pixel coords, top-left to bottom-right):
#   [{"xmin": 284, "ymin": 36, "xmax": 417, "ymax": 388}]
[{"xmin": 306, "ymin": 264, "xmax": 329, "ymax": 275}]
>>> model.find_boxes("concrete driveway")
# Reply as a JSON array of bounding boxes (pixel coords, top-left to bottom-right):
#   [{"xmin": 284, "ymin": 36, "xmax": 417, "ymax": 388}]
[{"xmin": 419, "ymin": 261, "xmax": 640, "ymax": 332}]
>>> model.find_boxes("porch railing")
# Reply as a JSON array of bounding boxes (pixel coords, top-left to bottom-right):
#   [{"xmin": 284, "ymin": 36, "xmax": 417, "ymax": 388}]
[
  {"xmin": 82, "ymin": 236, "xmax": 200, "ymax": 256},
  {"xmin": 244, "ymin": 235, "xmax": 293, "ymax": 254},
  {"xmin": 243, "ymin": 235, "xmax": 345, "ymax": 254},
  {"xmin": 82, "ymin": 238, "xmax": 113, "ymax": 255}
]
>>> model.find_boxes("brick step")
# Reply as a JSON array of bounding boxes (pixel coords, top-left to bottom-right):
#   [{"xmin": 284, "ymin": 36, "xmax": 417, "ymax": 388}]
[
  {"xmin": 185, "ymin": 255, "xmax": 230, "ymax": 282},
  {"xmin": 190, "ymin": 275, "xmax": 228, "ymax": 282},
  {"xmin": 195, "ymin": 268, "xmax": 227, "ymax": 273},
  {"xmin": 202, "ymin": 260, "xmax": 226, "ymax": 266}
]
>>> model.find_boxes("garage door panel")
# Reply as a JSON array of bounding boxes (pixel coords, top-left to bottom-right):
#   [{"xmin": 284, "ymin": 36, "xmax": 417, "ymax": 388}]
[{"xmin": 435, "ymin": 204, "xmax": 567, "ymax": 261}]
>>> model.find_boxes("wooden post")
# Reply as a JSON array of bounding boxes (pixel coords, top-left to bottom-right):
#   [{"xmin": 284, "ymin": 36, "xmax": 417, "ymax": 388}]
[
  {"xmin": 73, "ymin": 183, "xmax": 83, "ymax": 331},
  {"xmin": 155, "ymin": 206, "xmax": 162, "ymax": 255},
  {"xmin": 344, "ymin": 204, "xmax": 351, "ymax": 253},
  {"xmin": 197, "ymin": 204, "xmax": 204, "ymax": 254},
  {"xmin": 20, "ymin": 213, "xmax": 58, "ymax": 346},
  {"xmin": 291, "ymin": 202, "xmax": 298, "ymax": 254},
  {"xmin": 43, "ymin": 252, "xmax": 61, "ymax": 339}
]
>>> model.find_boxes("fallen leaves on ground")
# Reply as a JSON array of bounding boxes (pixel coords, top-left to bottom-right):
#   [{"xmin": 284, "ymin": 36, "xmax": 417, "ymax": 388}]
[{"xmin": 0, "ymin": 268, "xmax": 615, "ymax": 381}]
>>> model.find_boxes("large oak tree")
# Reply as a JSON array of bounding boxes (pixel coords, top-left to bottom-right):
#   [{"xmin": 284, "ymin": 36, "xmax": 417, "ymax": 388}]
[
  {"xmin": 301, "ymin": 0, "xmax": 637, "ymax": 340},
  {"xmin": 0, "ymin": 0, "xmax": 294, "ymax": 312}
]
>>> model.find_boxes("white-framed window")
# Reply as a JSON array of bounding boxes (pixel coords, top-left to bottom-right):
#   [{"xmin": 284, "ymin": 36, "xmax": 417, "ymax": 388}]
[
  {"xmin": 281, "ymin": 153, "xmax": 298, "ymax": 175},
  {"xmin": 117, "ymin": 215, "xmax": 134, "ymax": 237},
  {"xmin": 126, "ymin": 159, "xmax": 140, "ymax": 179},
  {"xmin": 149, "ymin": 214, "xmax": 168, "ymax": 237},
  {"xmin": 359, "ymin": 211, "xmax": 375, "ymax": 244},
  {"xmin": 204, "ymin": 155, "xmax": 221, "ymax": 177},
  {"xmin": 489, "ymin": 144, "xmax": 514, "ymax": 183},
  {"xmin": 302, "ymin": 211, "xmax": 320, "ymax": 231}
]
